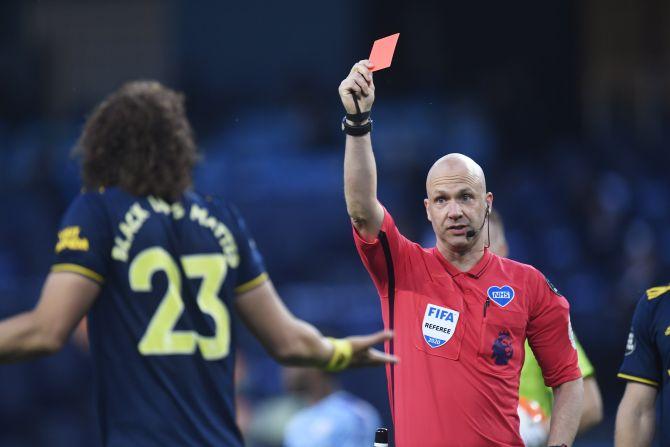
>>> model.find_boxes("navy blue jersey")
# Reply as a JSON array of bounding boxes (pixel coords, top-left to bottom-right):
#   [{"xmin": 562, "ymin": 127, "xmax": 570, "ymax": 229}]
[
  {"xmin": 619, "ymin": 284, "xmax": 670, "ymax": 445},
  {"xmin": 52, "ymin": 187, "xmax": 266, "ymax": 447}
]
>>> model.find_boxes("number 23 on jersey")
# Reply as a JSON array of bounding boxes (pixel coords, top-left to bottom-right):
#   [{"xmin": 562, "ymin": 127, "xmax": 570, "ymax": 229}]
[{"xmin": 129, "ymin": 247, "xmax": 231, "ymax": 360}]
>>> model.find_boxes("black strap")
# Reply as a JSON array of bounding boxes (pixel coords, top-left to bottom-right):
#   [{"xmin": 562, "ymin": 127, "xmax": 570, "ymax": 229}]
[
  {"xmin": 352, "ymin": 93, "xmax": 361, "ymax": 114},
  {"xmin": 347, "ymin": 93, "xmax": 370, "ymax": 123},
  {"xmin": 346, "ymin": 110, "xmax": 370, "ymax": 123},
  {"xmin": 341, "ymin": 117, "xmax": 372, "ymax": 136}
]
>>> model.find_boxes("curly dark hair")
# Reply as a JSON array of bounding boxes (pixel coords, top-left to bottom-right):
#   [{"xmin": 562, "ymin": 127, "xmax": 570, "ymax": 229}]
[{"xmin": 76, "ymin": 81, "xmax": 198, "ymax": 201}]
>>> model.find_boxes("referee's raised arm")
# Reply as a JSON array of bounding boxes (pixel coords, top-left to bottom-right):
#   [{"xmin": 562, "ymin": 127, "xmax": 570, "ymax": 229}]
[{"xmin": 339, "ymin": 60, "xmax": 384, "ymax": 242}]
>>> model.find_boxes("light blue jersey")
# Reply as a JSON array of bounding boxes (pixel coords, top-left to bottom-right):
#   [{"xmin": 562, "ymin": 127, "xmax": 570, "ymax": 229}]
[{"xmin": 284, "ymin": 391, "xmax": 380, "ymax": 447}]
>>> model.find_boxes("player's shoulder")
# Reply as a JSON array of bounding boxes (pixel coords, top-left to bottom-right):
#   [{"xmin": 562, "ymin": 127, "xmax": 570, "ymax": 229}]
[
  {"xmin": 72, "ymin": 187, "xmax": 105, "ymax": 203},
  {"xmin": 185, "ymin": 192, "xmax": 242, "ymax": 223},
  {"xmin": 644, "ymin": 283, "xmax": 670, "ymax": 301},
  {"xmin": 72, "ymin": 186, "xmax": 136, "ymax": 209},
  {"xmin": 63, "ymin": 187, "xmax": 112, "ymax": 217},
  {"xmin": 185, "ymin": 190, "xmax": 223, "ymax": 207},
  {"xmin": 633, "ymin": 282, "xmax": 670, "ymax": 318}
]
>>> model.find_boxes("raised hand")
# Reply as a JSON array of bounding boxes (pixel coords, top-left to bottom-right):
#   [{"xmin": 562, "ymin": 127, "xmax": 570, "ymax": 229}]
[{"xmin": 338, "ymin": 59, "xmax": 375, "ymax": 119}]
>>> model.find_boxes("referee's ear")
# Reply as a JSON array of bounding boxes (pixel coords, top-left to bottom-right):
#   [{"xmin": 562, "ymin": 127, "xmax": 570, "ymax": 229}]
[{"xmin": 424, "ymin": 198, "xmax": 432, "ymax": 222}]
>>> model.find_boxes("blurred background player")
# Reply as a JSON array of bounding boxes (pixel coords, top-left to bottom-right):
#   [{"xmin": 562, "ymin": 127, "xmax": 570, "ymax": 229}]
[
  {"xmin": 245, "ymin": 339, "xmax": 380, "ymax": 447},
  {"xmin": 0, "ymin": 81, "xmax": 396, "ymax": 447},
  {"xmin": 488, "ymin": 210, "xmax": 603, "ymax": 446},
  {"xmin": 615, "ymin": 283, "xmax": 670, "ymax": 446},
  {"xmin": 282, "ymin": 367, "xmax": 380, "ymax": 447}
]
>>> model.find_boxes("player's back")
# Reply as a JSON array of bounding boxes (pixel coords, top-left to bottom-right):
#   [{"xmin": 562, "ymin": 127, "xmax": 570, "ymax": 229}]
[{"xmin": 53, "ymin": 187, "xmax": 267, "ymax": 447}]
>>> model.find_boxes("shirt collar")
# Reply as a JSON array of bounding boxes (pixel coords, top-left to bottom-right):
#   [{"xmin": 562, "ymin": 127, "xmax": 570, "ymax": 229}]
[{"xmin": 433, "ymin": 246, "xmax": 493, "ymax": 278}]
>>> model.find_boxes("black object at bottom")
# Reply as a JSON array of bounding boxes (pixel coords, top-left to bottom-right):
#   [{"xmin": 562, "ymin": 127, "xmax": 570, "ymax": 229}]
[{"xmin": 375, "ymin": 427, "xmax": 389, "ymax": 444}]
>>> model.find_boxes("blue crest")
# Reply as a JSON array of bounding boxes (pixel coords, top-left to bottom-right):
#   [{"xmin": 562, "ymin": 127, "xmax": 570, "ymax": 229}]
[
  {"xmin": 491, "ymin": 330, "xmax": 514, "ymax": 365},
  {"xmin": 487, "ymin": 285, "xmax": 515, "ymax": 307}
]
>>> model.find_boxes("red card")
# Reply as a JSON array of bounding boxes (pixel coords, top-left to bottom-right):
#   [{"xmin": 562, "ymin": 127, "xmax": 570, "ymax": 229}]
[{"xmin": 369, "ymin": 33, "xmax": 399, "ymax": 72}]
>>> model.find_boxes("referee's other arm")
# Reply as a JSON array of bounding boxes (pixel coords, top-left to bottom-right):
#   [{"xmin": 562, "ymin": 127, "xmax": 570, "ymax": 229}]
[{"xmin": 548, "ymin": 377, "xmax": 584, "ymax": 446}]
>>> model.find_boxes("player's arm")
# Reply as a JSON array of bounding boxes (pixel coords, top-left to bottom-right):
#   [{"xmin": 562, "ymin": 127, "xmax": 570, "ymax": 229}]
[
  {"xmin": 577, "ymin": 375, "xmax": 603, "ymax": 434},
  {"xmin": 614, "ymin": 382, "xmax": 657, "ymax": 447},
  {"xmin": 547, "ymin": 377, "xmax": 583, "ymax": 446},
  {"xmin": 235, "ymin": 280, "xmax": 397, "ymax": 368},
  {"xmin": 0, "ymin": 272, "xmax": 99, "ymax": 362},
  {"xmin": 339, "ymin": 60, "xmax": 384, "ymax": 241},
  {"xmin": 573, "ymin": 339, "xmax": 603, "ymax": 434},
  {"xmin": 614, "ymin": 291, "xmax": 662, "ymax": 446}
]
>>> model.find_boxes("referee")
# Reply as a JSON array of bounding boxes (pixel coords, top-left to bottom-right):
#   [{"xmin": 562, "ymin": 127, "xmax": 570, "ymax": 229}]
[{"xmin": 338, "ymin": 60, "xmax": 583, "ymax": 446}]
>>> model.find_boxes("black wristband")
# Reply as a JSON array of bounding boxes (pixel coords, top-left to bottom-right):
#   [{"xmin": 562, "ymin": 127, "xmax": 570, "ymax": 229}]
[
  {"xmin": 341, "ymin": 116, "xmax": 372, "ymax": 136},
  {"xmin": 345, "ymin": 110, "xmax": 370, "ymax": 123}
]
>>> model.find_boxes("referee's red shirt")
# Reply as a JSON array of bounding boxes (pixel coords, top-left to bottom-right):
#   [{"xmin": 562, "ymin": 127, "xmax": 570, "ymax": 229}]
[{"xmin": 354, "ymin": 209, "xmax": 581, "ymax": 447}]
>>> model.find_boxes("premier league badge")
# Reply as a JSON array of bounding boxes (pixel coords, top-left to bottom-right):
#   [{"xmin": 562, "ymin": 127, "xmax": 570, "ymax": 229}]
[
  {"xmin": 422, "ymin": 304, "xmax": 460, "ymax": 348},
  {"xmin": 487, "ymin": 285, "xmax": 515, "ymax": 307}
]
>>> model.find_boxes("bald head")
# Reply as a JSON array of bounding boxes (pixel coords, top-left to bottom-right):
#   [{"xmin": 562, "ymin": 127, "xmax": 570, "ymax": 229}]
[{"xmin": 426, "ymin": 153, "xmax": 487, "ymax": 194}]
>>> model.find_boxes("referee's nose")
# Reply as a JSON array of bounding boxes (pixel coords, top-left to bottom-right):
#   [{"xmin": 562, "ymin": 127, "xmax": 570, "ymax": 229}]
[{"xmin": 445, "ymin": 201, "xmax": 464, "ymax": 220}]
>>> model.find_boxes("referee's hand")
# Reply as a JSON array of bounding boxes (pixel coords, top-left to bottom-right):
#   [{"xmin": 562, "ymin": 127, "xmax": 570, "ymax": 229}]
[
  {"xmin": 347, "ymin": 330, "xmax": 398, "ymax": 367},
  {"xmin": 339, "ymin": 60, "xmax": 375, "ymax": 116}
]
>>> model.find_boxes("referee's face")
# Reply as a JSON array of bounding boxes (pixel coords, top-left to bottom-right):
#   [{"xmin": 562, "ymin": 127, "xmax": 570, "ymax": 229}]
[{"xmin": 424, "ymin": 157, "xmax": 492, "ymax": 252}]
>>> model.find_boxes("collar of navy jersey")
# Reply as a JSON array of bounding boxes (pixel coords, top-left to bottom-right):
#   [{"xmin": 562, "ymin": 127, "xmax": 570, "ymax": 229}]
[{"xmin": 432, "ymin": 247, "xmax": 493, "ymax": 278}]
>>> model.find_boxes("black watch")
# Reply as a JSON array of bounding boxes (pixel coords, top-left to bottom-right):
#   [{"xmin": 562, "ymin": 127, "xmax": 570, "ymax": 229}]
[{"xmin": 341, "ymin": 116, "xmax": 373, "ymax": 136}]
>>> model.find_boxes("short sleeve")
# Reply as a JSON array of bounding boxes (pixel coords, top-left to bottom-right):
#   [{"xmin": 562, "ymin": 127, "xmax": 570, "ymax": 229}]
[
  {"xmin": 526, "ymin": 271, "xmax": 581, "ymax": 388},
  {"xmin": 227, "ymin": 204, "xmax": 267, "ymax": 294},
  {"xmin": 51, "ymin": 193, "xmax": 111, "ymax": 284},
  {"xmin": 618, "ymin": 295, "xmax": 661, "ymax": 387},
  {"xmin": 352, "ymin": 205, "xmax": 414, "ymax": 296}
]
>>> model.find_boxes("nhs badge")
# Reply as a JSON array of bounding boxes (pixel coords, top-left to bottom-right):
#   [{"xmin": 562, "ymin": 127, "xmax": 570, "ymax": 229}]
[
  {"xmin": 487, "ymin": 285, "xmax": 515, "ymax": 307},
  {"xmin": 422, "ymin": 304, "xmax": 460, "ymax": 348}
]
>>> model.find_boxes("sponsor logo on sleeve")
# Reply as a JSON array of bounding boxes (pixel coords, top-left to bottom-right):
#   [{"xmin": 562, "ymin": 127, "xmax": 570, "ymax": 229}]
[
  {"xmin": 487, "ymin": 285, "xmax": 515, "ymax": 307},
  {"xmin": 624, "ymin": 329, "xmax": 636, "ymax": 356},
  {"xmin": 422, "ymin": 304, "xmax": 459, "ymax": 348},
  {"xmin": 55, "ymin": 226, "xmax": 89, "ymax": 253}
]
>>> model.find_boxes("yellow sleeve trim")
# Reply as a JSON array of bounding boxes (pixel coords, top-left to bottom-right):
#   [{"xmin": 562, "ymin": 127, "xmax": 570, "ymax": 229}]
[
  {"xmin": 51, "ymin": 263, "xmax": 104, "ymax": 284},
  {"xmin": 617, "ymin": 373, "xmax": 659, "ymax": 387},
  {"xmin": 646, "ymin": 285, "xmax": 670, "ymax": 300},
  {"xmin": 234, "ymin": 272, "xmax": 268, "ymax": 294}
]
